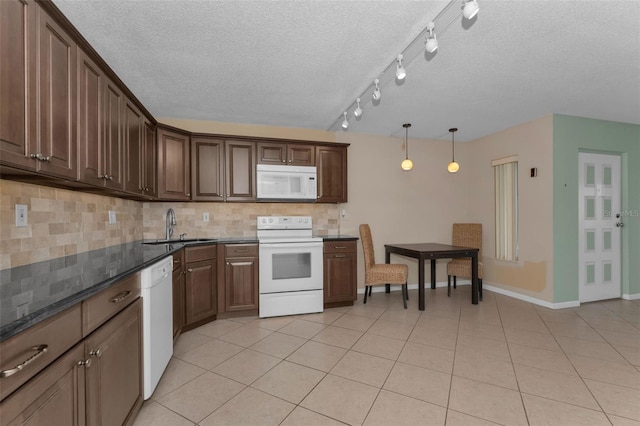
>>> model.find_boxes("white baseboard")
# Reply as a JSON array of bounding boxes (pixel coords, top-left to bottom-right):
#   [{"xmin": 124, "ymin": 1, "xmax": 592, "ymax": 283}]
[
  {"xmin": 483, "ymin": 284, "xmax": 580, "ymax": 309},
  {"xmin": 622, "ymin": 293, "xmax": 640, "ymax": 300}
]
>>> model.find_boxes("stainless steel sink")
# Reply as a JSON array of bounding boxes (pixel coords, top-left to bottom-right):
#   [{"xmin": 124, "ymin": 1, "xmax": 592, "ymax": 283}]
[{"xmin": 143, "ymin": 238, "xmax": 216, "ymax": 245}]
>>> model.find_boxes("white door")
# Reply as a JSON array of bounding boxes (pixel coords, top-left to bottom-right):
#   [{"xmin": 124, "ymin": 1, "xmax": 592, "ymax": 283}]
[{"xmin": 578, "ymin": 153, "xmax": 622, "ymax": 302}]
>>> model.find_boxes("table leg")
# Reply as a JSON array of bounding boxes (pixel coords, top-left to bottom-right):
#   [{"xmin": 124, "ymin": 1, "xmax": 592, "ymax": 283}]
[
  {"xmin": 471, "ymin": 252, "xmax": 479, "ymax": 305},
  {"xmin": 419, "ymin": 256, "xmax": 425, "ymax": 310},
  {"xmin": 430, "ymin": 259, "xmax": 436, "ymax": 289},
  {"xmin": 385, "ymin": 249, "xmax": 391, "ymax": 293}
]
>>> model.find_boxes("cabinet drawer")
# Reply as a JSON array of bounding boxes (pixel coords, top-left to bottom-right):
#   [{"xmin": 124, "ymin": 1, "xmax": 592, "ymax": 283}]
[
  {"xmin": 224, "ymin": 244, "xmax": 258, "ymax": 258},
  {"xmin": 185, "ymin": 245, "xmax": 216, "ymax": 263},
  {"xmin": 323, "ymin": 240, "xmax": 356, "ymax": 254},
  {"xmin": 82, "ymin": 272, "xmax": 141, "ymax": 336},
  {"xmin": 172, "ymin": 249, "xmax": 184, "ymax": 271},
  {"xmin": 0, "ymin": 304, "xmax": 82, "ymax": 402}
]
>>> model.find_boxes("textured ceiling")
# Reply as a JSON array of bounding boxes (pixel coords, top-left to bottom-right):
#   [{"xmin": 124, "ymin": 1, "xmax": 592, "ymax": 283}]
[{"xmin": 52, "ymin": 0, "xmax": 640, "ymax": 141}]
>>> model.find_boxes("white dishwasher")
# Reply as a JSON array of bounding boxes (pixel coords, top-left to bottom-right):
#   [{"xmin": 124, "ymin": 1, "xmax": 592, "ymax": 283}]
[{"xmin": 140, "ymin": 256, "xmax": 173, "ymax": 400}]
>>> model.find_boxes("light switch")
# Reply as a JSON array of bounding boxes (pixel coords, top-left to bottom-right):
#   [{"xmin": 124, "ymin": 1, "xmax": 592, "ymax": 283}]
[
  {"xmin": 203, "ymin": 212, "xmax": 210, "ymax": 222},
  {"xmin": 108, "ymin": 210, "xmax": 117, "ymax": 224},
  {"xmin": 15, "ymin": 204, "xmax": 28, "ymax": 227}
]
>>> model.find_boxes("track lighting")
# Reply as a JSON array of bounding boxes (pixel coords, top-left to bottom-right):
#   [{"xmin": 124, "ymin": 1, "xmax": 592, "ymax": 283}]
[
  {"xmin": 401, "ymin": 123, "xmax": 413, "ymax": 171},
  {"xmin": 372, "ymin": 79, "xmax": 381, "ymax": 101},
  {"xmin": 447, "ymin": 127, "xmax": 460, "ymax": 173},
  {"xmin": 425, "ymin": 21, "xmax": 438, "ymax": 53},
  {"xmin": 341, "ymin": 112, "xmax": 349, "ymax": 130},
  {"xmin": 330, "ymin": 0, "xmax": 480, "ymax": 132},
  {"xmin": 396, "ymin": 54, "xmax": 406, "ymax": 80},
  {"xmin": 463, "ymin": 0, "xmax": 479, "ymax": 20},
  {"xmin": 354, "ymin": 98, "xmax": 362, "ymax": 117}
]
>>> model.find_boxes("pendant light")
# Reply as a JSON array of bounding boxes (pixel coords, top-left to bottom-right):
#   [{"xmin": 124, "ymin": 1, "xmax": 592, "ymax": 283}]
[
  {"xmin": 401, "ymin": 123, "xmax": 413, "ymax": 171},
  {"xmin": 447, "ymin": 127, "xmax": 460, "ymax": 173}
]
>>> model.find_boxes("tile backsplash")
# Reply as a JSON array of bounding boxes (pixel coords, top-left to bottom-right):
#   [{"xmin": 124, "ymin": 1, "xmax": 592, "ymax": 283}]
[
  {"xmin": 1, "ymin": 179, "xmax": 342, "ymax": 270},
  {"xmin": 143, "ymin": 202, "xmax": 341, "ymax": 240},
  {"xmin": 0, "ymin": 180, "xmax": 142, "ymax": 270}
]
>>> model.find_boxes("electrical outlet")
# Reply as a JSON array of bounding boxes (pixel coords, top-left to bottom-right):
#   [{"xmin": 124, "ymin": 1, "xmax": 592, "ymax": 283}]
[
  {"xmin": 108, "ymin": 210, "xmax": 117, "ymax": 224},
  {"xmin": 341, "ymin": 209, "xmax": 347, "ymax": 218},
  {"xmin": 203, "ymin": 212, "xmax": 210, "ymax": 222},
  {"xmin": 15, "ymin": 204, "xmax": 28, "ymax": 227}
]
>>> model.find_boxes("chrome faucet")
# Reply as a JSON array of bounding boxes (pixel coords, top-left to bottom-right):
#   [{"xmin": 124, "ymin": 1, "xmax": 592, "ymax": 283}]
[{"xmin": 165, "ymin": 208, "xmax": 176, "ymax": 240}]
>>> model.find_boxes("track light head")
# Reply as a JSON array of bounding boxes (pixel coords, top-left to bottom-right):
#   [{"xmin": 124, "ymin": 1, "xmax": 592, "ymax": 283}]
[
  {"xmin": 425, "ymin": 22, "xmax": 438, "ymax": 53},
  {"xmin": 372, "ymin": 78, "xmax": 381, "ymax": 101},
  {"xmin": 396, "ymin": 54, "xmax": 406, "ymax": 80},
  {"xmin": 463, "ymin": 0, "xmax": 479, "ymax": 20},
  {"xmin": 354, "ymin": 98, "xmax": 362, "ymax": 117},
  {"xmin": 341, "ymin": 112, "xmax": 349, "ymax": 130}
]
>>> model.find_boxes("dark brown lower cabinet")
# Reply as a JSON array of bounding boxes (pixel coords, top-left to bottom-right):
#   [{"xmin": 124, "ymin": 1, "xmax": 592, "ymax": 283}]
[
  {"xmin": 84, "ymin": 298, "xmax": 142, "ymax": 426},
  {"xmin": 323, "ymin": 240, "xmax": 357, "ymax": 307},
  {"xmin": 0, "ymin": 343, "xmax": 86, "ymax": 426},
  {"xmin": 184, "ymin": 245, "xmax": 217, "ymax": 329},
  {"xmin": 0, "ymin": 298, "xmax": 142, "ymax": 426}
]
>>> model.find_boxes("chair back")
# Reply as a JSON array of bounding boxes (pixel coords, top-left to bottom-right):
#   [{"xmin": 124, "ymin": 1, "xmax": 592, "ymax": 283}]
[
  {"xmin": 452, "ymin": 223, "xmax": 482, "ymax": 257},
  {"xmin": 359, "ymin": 224, "xmax": 376, "ymax": 268}
]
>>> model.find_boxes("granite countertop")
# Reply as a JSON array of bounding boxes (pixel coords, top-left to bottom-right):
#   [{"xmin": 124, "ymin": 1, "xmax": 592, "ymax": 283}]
[{"xmin": 0, "ymin": 234, "xmax": 351, "ymax": 342}]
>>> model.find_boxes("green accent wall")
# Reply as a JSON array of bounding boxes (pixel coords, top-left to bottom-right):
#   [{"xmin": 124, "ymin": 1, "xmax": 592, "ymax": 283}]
[{"xmin": 553, "ymin": 114, "xmax": 640, "ymax": 302}]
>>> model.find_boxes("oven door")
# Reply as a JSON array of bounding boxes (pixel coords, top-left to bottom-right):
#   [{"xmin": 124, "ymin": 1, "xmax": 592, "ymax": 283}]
[{"xmin": 259, "ymin": 241, "xmax": 323, "ymax": 293}]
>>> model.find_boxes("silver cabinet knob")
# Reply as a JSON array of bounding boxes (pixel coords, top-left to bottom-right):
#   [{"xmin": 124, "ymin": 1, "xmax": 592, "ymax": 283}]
[{"xmin": 89, "ymin": 348, "xmax": 102, "ymax": 358}]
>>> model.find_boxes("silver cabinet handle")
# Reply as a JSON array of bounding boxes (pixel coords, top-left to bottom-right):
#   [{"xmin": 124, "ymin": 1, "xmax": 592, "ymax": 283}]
[
  {"xmin": 30, "ymin": 153, "xmax": 51, "ymax": 162},
  {"xmin": 334, "ymin": 254, "xmax": 346, "ymax": 258},
  {"xmin": 187, "ymin": 268, "xmax": 193, "ymax": 273},
  {"xmin": 110, "ymin": 290, "xmax": 132, "ymax": 303},
  {"xmin": 234, "ymin": 249, "xmax": 249, "ymax": 253},
  {"xmin": 0, "ymin": 344, "xmax": 48, "ymax": 378},
  {"xmin": 333, "ymin": 246, "xmax": 346, "ymax": 249},
  {"xmin": 89, "ymin": 348, "xmax": 102, "ymax": 358},
  {"xmin": 77, "ymin": 358, "xmax": 92, "ymax": 368}
]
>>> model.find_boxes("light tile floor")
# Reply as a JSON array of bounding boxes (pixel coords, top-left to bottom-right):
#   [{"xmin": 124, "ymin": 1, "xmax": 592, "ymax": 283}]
[{"xmin": 133, "ymin": 287, "xmax": 640, "ymax": 425}]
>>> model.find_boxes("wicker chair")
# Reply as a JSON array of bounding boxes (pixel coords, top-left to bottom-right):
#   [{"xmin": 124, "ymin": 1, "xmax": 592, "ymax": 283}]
[
  {"xmin": 446, "ymin": 223, "xmax": 484, "ymax": 299},
  {"xmin": 359, "ymin": 224, "xmax": 409, "ymax": 308}
]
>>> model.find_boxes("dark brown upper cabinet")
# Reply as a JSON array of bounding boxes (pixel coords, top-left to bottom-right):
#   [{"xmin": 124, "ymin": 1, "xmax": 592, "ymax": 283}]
[
  {"xmin": 225, "ymin": 140, "xmax": 256, "ymax": 201},
  {"xmin": 316, "ymin": 145, "xmax": 348, "ymax": 203},
  {"xmin": 102, "ymin": 77, "xmax": 125, "ymax": 190},
  {"xmin": 143, "ymin": 121, "xmax": 157, "ymax": 198},
  {"xmin": 257, "ymin": 142, "xmax": 315, "ymax": 166},
  {"xmin": 0, "ymin": 0, "xmax": 37, "ymax": 171},
  {"xmin": 123, "ymin": 100, "xmax": 144, "ymax": 195},
  {"xmin": 157, "ymin": 127, "xmax": 191, "ymax": 200},
  {"xmin": 191, "ymin": 137, "xmax": 224, "ymax": 201}
]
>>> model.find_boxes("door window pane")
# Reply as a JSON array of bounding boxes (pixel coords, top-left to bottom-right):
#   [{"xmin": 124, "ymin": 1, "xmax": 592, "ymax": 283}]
[
  {"xmin": 603, "ymin": 166, "xmax": 612, "ymax": 186},
  {"xmin": 603, "ymin": 230, "xmax": 612, "ymax": 250},
  {"xmin": 603, "ymin": 262, "xmax": 612, "ymax": 282},
  {"xmin": 585, "ymin": 230, "xmax": 595, "ymax": 251},
  {"xmin": 585, "ymin": 197, "xmax": 595, "ymax": 219},
  {"xmin": 603, "ymin": 198, "xmax": 612, "ymax": 218},
  {"xmin": 585, "ymin": 164, "xmax": 595, "ymax": 185},
  {"xmin": 586, "ymin": 263, "xmax": 595, "ymax": 284}
]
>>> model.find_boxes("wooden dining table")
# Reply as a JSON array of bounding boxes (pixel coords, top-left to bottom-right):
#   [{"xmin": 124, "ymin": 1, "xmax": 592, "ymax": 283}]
[{"xmin": 384, "ymin": 243, "xmax": 480, "ymax": 310}]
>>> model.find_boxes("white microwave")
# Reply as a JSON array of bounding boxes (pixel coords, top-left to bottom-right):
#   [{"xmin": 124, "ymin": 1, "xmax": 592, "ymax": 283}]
[{"xmin": 256, "ymin": 164, "xmax": 317, "ymax": 201}]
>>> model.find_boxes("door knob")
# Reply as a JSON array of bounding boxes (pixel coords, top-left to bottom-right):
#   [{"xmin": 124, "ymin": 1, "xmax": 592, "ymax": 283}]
[{"xmin": 616, "ymin": 222, "xmax": 624, "ymax": 227}]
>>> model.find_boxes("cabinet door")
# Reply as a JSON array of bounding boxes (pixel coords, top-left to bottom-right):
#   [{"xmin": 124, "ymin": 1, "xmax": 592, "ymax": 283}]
[
  {"xmin": 84, "ymin": 299, "xmax": 142, "ymax": 426},
  {"xmin": 184, "ymin": 260, "xmax": 217, "ymax": 326},
  {"xmin": 157, "ymin": 128, "xmax": 190, "ymax": 201},
  {"xmin": 257, "ymin": 142, "xmax": 286, "ymax": 165},
  {"xmin": 172, "ymin": 267, "xmax": 184, "ymax": 340},
  {"xmin": 225, "ymin": 140, "xmax": 256, "ymax": 201},
  {"xmin": 191, "ymin": 137, "xmax": 224, "ymax": 201},
  {"xmin": 224, "ymin": 257, "xmax": 259, "ymax": 312},
  {"xmin": 288, "ymin": 144, "xmax": 315, "ymax": 166},
  {"xmin": 143, "ymin": 121, "xmax": 157, "ymax": 198},
  {"xmin": 316, "ymin": 146, "xmax": 348, "ymax": 203},
  {"xmin": 77, "ymin": 49, "xmax": 104, "ymax": 186},
  {"xmin": 37, "ymin": 7, "xmax": 77, "ymax": 179},
  {"xmin": 323, "ymin": 253, "xmax": 357, "ymax": 304},
  {"xmin": 123, "ymin": 100, "xmax": 143, "ymax": 194},
  {"xmin": 103, "ymin": 78, "xmax": 124, "ymax": 190},
  {"xmin": 0, "ymin": 343, "xmax": 85, "ymax": 426},
  {"xmin": 0, "ymin": 0, "xmax": 37, "ymax": 170}
]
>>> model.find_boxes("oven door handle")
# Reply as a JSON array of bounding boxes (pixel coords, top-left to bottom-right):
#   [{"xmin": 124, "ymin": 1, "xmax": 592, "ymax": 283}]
[{"xmin": 259, "ymin": 242, "xmax": 322, "ymax": 249}]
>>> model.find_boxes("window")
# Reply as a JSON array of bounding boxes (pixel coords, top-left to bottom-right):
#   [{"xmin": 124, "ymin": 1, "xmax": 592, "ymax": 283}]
[{"xmin": 492, "ymin": 156, "xmax": 518, "ymax": 261}]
